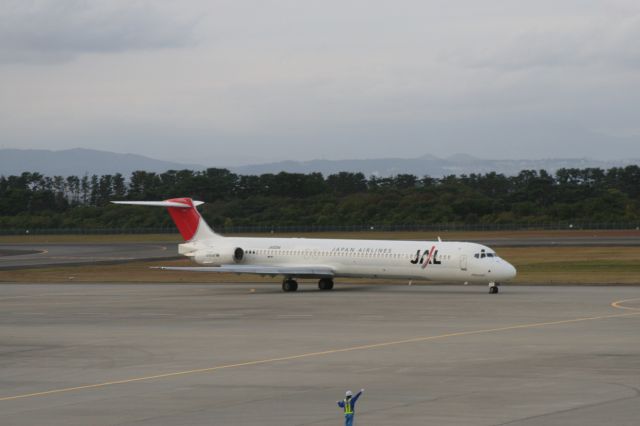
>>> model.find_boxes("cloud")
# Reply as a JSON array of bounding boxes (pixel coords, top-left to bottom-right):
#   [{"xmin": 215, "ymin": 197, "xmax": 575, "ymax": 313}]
[
  {"xmin": 458, "ymin": 15, "xmax": 640, "ymax": 71},
  {"xmin": 1, "ymin": 0, "xmax": 639, "ymax": 163},
  {"xmin": 0, "ymin": 0, "xmax": 199, "ymax": 64}
]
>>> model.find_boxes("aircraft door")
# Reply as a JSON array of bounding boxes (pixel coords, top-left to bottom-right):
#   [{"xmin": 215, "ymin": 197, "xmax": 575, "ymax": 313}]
[{"xmin": 459, "ymin": 254, "xmax": 468, "ymax": 271}]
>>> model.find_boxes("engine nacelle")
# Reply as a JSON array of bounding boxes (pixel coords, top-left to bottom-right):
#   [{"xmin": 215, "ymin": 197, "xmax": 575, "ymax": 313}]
[
  {"xmin": 233, "ymin": 247, "xmax": 244, "ymax": 262},
  {"xmin": 192, "ymin": 246, "xmax": 244, "ymax": 265}
]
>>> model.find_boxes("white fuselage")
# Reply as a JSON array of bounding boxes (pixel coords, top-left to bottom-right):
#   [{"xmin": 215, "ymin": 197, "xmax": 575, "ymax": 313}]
[{"xmin": 180, "ymin": 237, "xmax": 517, "ymax": 283}]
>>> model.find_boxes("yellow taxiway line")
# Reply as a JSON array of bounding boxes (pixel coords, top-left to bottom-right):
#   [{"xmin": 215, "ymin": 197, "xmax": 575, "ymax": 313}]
[
  {"xmin": 1, "ymin": 301, "xmax": 639, "ymax": 402},
  {"xmin": 611, "ymin": 298, "xmax": 640, "ymax": 311}
]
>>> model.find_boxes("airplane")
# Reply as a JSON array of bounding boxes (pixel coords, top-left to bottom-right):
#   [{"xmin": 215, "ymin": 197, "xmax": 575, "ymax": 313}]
[{"xmin": 113, "ymin": 197, "xmax": 517, "ymax": 293}]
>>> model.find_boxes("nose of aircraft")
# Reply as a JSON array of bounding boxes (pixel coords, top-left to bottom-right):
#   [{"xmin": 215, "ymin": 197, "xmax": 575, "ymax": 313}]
[{"xmin": 501, "ymin": 261, "xmax": 517, "ymax": 281}]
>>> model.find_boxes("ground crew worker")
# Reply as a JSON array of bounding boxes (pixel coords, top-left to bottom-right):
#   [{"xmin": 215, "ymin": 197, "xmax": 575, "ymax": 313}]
[{"xmin": 337, "ymin": 388, "xmax": 364, "ymax": 426}]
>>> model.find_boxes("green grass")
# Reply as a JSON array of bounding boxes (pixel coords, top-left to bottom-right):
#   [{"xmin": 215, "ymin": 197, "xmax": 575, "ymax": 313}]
[{"xmin": 519, "ymin": 260, "xmax": 640, "ymax": 273}]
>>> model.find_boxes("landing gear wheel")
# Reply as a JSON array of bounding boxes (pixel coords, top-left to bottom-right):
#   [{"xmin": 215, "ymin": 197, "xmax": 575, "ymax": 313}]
[
  {"xmin": 488, "ymin": 283, "xmax": 499, "ymax": 294},
  {"xmin": 282, "ymin": 279, "xmax": 298, "ymax": 292},
  {"xmin": 318, "ymin": 278, "xmax": 334, "ymax": 291}
]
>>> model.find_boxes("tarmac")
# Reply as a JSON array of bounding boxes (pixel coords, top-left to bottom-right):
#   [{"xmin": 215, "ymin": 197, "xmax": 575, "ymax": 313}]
[{"xmin": 1, "ymin": 283, "xmax": 639, "ymax": 425}]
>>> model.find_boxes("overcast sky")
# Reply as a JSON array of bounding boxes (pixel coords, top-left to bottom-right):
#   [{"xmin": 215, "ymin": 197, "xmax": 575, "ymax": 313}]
[{"xmin": 1, "ymin": 0, "xmax": 639, "ymax": 166}]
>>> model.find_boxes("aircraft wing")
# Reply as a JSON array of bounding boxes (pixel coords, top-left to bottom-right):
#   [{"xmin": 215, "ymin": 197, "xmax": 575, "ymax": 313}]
[{"xmin": 154, "ymin": 265, "xmax": 335, "ymax": 278}]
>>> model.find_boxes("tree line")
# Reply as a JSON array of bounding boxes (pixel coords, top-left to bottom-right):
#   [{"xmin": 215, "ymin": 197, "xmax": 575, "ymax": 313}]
[{"xmin": 1, "ymin": 166, "xmax": 639, "ymax": 230}]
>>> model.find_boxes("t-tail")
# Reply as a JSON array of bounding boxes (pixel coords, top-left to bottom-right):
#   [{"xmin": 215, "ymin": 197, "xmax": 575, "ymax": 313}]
[{"xmin": 111, "ymin": 198, "xmax": 221, "ymax": 242}]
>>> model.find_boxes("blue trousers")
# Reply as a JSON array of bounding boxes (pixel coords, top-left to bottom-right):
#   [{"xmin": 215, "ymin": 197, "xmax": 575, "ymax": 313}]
[{"xmin": 344, "ymin": 413, "xmax": 354, "ymax": 426}]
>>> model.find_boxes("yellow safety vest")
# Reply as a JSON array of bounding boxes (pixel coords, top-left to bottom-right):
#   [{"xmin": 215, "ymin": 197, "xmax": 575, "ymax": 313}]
[{"xmin": 344, "ymin": 398, "xmax": 353, "ymax": 414}]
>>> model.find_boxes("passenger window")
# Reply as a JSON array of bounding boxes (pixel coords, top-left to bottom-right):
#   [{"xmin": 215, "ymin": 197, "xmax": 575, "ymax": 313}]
[{"xmin": 474, "ymin": 254, "xmax": 479, "ymax": 258}]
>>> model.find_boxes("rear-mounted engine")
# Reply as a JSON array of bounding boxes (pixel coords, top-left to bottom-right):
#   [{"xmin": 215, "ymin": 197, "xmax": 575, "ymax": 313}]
[{"xmin": 193, "ymin": 247, "xmax": 245, "ymax": 265}]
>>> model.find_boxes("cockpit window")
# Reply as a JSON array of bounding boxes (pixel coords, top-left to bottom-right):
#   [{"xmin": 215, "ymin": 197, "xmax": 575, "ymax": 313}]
[{"xmin": 475, "ymin": 251, "xmax": 497, "ymax": 259}]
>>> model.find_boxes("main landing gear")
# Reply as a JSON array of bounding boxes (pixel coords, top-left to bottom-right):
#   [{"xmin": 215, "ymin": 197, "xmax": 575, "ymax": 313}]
[
  {"xmin": 281, "ymin": 278, "xmax": 335, "ymax": 292},
  {"xmin": 318, "ymin": 278, "xmax": 334, "ymax": 291},
  {"xmin": 489, "ymin": 282, "xmax": 500, "ymax": 294},
  {"xmin": 282, "ymin": 278, "xmax": 298, "ymax": 292}
]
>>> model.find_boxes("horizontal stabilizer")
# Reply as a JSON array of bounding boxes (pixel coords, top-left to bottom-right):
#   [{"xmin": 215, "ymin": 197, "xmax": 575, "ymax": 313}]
[
  {"xmin": 111, "ymin": 197, "xmax": 218, "ymax": 241},
  {"xmin": 111, "ymin": 200, "xmax": 204, "ymax": 208},
  {"xmin": 153, "ymin": 265, "xmax": 335, "ymax": 278}
]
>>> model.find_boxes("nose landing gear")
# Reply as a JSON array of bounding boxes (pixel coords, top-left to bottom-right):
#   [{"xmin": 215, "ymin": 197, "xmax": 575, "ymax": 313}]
[{"xmin": 488, "ymin": 282, "xmax": 500, "ymax": 294}]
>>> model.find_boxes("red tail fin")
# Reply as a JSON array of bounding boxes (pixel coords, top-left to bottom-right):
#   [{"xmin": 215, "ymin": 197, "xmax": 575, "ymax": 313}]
[
  {"xmin": 165, "ymin": 198, "xmax": 201, "ymax": 240},
  {"xmin": 111, "ymin": 198, "xmax": 219, "ymax": 241}
]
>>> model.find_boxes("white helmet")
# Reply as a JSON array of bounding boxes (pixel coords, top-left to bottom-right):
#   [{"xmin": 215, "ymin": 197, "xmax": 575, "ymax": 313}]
[{"xmin": 345, "ymin": 390, "xmax": 353, "ymax": 397}]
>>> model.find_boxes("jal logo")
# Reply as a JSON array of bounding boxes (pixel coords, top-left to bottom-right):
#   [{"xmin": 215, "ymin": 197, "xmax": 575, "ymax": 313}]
[{"xmin": 410, "ymin": 246, "xmax": 442, "ymax": 269}]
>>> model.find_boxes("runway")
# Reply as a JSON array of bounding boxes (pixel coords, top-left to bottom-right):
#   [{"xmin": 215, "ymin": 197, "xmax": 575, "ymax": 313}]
[
  {"xmin": 1, "ymin": 234, "xmax": 640, "ymax": 270},
  {"xmin": 1, "ymin": 284, "xmax": 639, "ymax": 425},
  {"xmin": 0, "ymin": 243, "xmax": 178, "ymax": 270}
]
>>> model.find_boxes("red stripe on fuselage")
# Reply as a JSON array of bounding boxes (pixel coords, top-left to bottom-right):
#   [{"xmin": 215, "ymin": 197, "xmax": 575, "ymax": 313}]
[
  {"xmin": 166, "ymin": 198, "xmax": 200, "ymax": 241},
  {"xmin": 421, "ymin": 245, "xmax": 436, "ymax": 269}
]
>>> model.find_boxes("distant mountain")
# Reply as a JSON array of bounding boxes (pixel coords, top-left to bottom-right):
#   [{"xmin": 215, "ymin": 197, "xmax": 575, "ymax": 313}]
[
  {"xmin": 230, "ymin": 154, "xmax": 640, "ymax": 177},
  {"xmin": 1, "ymin": 148, "xmax": 638, "ymax": 178},
  {"xmin": 0, "ymin": 148, "xmax": 204, "ymax": 177}
]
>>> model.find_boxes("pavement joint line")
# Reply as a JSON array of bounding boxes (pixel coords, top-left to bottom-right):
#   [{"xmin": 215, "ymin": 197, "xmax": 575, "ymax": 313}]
[{"xmin": 1, "ymin": 304, "xmax": 639, "ymax": 403}]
